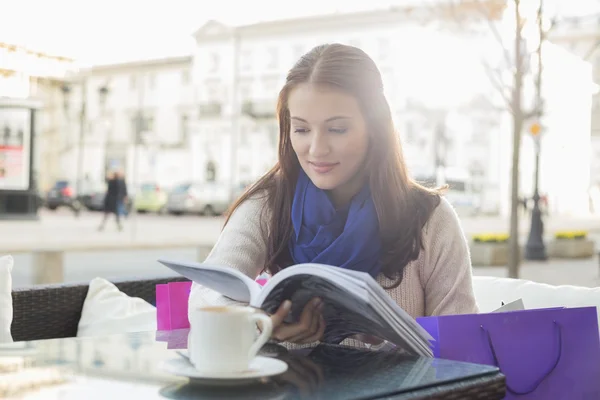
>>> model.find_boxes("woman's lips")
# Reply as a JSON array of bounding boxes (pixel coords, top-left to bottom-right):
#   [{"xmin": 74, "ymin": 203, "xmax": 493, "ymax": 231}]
[{"xmin": 308, "ymin": 161, "xmax": 339, "ymax": 174}]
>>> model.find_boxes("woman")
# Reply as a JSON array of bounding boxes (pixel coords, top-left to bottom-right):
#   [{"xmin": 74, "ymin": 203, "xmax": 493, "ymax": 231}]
[
  {"xmin": 189, "ymin": 43, "xmax": 478, "ymax": 347},
  {"xmin": 98, "ymin": 170, "xmax": 128, "ymax": 232}
]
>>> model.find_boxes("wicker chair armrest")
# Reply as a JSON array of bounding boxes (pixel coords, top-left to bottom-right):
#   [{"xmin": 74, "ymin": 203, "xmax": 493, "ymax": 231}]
[{"xmin": 11, "ymin": 276, "xmax": 189, "ymax": 342}]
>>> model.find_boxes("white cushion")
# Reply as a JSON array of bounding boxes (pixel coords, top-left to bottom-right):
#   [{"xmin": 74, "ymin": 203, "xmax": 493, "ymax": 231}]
[
  {"xmin": 473, "ymin": 275, "xmax": 600, "ymax": 324},
  {"xmin": 0, "ymin": 256, "xmax": 13, "ymax": 343},
  {"xmin": 77, "ymin": 277, "xmax": 156, "ymax": 337}
]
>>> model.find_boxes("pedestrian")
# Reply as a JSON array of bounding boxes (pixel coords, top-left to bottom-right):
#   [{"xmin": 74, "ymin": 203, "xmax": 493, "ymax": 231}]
[
  {"xmin": 520, "ymin": 196, "xmax": 528, "ymax": 216},
  {"xmin": 98, "ymin": 170, "xmax": 128, "ymax": 232},
  {"xmin": 540, "ymin": 194, "xmax": 549, "ymax": 216}
]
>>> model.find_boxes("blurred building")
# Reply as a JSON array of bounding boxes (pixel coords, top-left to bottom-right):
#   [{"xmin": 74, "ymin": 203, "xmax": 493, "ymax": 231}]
[
  {"xmin": 34, "ymin": 2, "xmax": 594, "ymax": 216},
  {"xmin": 550, "ymin": 14, "xmax": 600, "ymax": 189},
  {"xmin": 190, "ymin": 4, "xmax": 594, "ymax": 216},
  {"xmin": 57, "ymin": 56, "xmax": 194, "ymax": 190},
  {"xmin": 190, "ymin": 3, "xmax": 509, "ymax": 211},
  {"xmin": 0, "ymin": 42, "xmax": 75, "ymax": 191}
]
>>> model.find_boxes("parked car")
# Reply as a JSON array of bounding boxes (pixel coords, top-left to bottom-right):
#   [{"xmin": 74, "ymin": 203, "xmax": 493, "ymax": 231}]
[
  {"xmin": 134, "ymin": 183, "xmax": 168, "ymax": 213},
  {"xmin": 80, "ymin": 182, "xmax": 107, "ymax": 211},
  {"xmin": 45, "ymin": 180, "xmax": 79, "ymax": 210},
  {"xmin": 166, "ymin": 182, "xmax": 230, "ymax": 216}
]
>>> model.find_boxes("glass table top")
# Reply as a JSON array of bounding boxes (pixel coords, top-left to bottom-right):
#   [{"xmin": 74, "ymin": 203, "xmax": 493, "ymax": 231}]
[{"xmin": 0, "ymin": 329, "xmax": 501, "ymax": 399}]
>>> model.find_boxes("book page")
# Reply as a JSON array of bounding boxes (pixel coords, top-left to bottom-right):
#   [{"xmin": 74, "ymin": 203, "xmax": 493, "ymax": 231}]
[
  {"xmin": 253, "ymin": 263, "xmax": 432, "ymax": 355},
  {"xmin": 158, "ymin": 259, "xmax": 262, "ymax": 303}
]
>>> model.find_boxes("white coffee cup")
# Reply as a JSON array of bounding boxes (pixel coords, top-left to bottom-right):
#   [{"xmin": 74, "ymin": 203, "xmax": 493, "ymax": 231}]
[{"xmin": 187, "ymin": 306, "xmax": 273, "ymax": 374}]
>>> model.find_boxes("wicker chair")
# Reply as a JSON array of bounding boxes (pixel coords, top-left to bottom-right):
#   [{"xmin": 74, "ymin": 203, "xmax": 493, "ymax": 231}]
[{"xmin": 11, "ymin": 276, "xmax": 189, "ymax": 342}]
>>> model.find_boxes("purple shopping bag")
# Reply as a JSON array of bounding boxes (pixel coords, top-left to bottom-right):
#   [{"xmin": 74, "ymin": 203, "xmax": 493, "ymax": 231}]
[
  {"xmin": 156, "ymin": 281, "xmax": 192, "ymax": 331},
  {"xmin": 417, "ymin": 307, "xmax": 600, "ymax": 399}
]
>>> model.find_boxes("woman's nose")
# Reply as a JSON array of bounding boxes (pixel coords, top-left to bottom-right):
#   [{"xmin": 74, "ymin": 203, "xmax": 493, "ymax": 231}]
[{"xmin": 308, "ymin": 132, "xmax": 330, "ymax": 157}]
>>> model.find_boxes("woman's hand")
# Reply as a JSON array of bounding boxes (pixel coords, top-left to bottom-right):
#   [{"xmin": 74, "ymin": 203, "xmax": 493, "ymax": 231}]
[{"xmin": 270, "ymin": 298, "xmax": 326, "ymax": 344}]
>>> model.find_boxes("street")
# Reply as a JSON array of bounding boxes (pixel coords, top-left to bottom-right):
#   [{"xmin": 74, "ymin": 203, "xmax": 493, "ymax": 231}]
[{"xmin": 3, "ymin": 208, "xmax": 600, "ymax": 288}]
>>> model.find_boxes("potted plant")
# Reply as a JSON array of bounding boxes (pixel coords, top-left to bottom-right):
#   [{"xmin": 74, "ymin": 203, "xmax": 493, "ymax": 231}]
[
  {"xmin": 549, "ymin": 230, "xmax": 594, "ymax": 259},
  {"xmin": 470, "ymin": 233, "xmax": 510, "ymax": 266}
]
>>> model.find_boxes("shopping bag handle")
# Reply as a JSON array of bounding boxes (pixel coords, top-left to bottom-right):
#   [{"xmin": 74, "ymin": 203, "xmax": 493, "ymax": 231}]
[{"xmin": 481, "ymin": 321, "xmax": 562, "ymax": 396}]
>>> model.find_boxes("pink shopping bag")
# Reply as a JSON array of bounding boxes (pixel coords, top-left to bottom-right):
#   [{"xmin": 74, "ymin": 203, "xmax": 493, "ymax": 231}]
[
  {"xmin": 156, "ymin": 281, "xmax": 192, "ymax": 331},
  {"xmin": 157, "ymin": 276, "xmax": 269, "ymax": 331}
]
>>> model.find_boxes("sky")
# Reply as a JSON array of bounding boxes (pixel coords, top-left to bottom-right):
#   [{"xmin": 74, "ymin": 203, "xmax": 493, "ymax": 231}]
[{"xmin": 0, "ymin": 0, "xmax": 598, "ymax": 66}]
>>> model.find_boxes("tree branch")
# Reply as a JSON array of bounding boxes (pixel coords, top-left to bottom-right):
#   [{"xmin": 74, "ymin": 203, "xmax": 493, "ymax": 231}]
[
  {"xmin": 481, "ymin": 59, "xmax": 513, "ymax": 111},
  {"xmin": 584, "ymin": 39, "xmax": 600, "ymax": 61},
  {"xmin": 472, "ymin": 0, "xmax": 514, "ymax": 68}
]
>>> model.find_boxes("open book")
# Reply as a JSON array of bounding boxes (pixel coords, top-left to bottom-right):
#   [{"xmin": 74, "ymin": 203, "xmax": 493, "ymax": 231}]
[{"xmin": 158, "ymin": 259, "xmax": 434, "ymax": 357}]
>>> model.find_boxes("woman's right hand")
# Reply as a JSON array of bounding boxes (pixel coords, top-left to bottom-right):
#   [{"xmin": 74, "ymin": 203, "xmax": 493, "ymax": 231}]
[{"xmin": 269, "ymin": 298, "xmax": 326, "ymax": 344}]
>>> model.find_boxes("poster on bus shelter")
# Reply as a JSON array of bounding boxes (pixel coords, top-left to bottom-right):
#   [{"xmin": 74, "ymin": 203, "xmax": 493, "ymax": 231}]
[{"xmin": 0, "ymin": 108, "xmax": 30, "ymax": 191}]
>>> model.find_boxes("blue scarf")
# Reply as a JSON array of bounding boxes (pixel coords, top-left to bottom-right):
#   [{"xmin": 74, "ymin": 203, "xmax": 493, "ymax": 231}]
[{"xmin": 289, "ymin": 170, "xmax": 382, "ymax": 278}]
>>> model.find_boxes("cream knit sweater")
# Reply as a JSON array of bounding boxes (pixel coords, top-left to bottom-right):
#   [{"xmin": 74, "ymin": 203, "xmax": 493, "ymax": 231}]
[{"xmin": 188, "ymin": 195, "xmax": 479, "ymax": 346}]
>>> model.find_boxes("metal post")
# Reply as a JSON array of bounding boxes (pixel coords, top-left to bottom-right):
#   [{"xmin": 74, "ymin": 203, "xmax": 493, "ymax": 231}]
[
  {"xmin": 434, "ymin": 112, "xmax": 447, "ymax": 187},
  {"xmin": 130, "ymin": 74, "xmax": 145, "ymax": 242},
  {"xmin": 525, "ymin": 137, "xmax": 547, "ymax": 260},
  {"xmin": 229, "ymin": 29, "xmax": 241, "ymax": 202},
  {"xmin": 74, "ymin": 78, "xmax": 87, "ymax": 214},
  {"xmin": 525, "ymin": 0, "xmax": 547, "ymax": 261}
]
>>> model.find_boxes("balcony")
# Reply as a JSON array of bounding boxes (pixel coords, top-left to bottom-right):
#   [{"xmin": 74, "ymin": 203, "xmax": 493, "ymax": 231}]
[{"xmin": 241, "ymin": 100, "xmax": 276, "ymax": 119}]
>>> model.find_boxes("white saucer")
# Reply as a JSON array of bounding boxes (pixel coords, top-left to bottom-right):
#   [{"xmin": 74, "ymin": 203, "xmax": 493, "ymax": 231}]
[{"xmin": 159, "ymin": 356, "xmax": 288, "ymax": 386}]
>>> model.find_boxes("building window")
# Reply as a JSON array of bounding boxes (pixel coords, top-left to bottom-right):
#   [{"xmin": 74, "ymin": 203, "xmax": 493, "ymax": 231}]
[
  {"xmin": 404, "ymin": 121, "xmax": 416, "ymax": 143},
  {"xmin": 268, "ymin": 123, "xmax": 279, "ymax": 147},
  {"xmin": 209, "ymin": 52, "xmax": 220, "ymax": 73},
  {"xmin": 181, "ymin": 69, "xmax": 190, "ymax": 85},
  {"xmin": 241, "ymin": 50, "xmax": 252, "ymax": 71},
  {"xmin": 132, "ymin": 114, "xmax": 154, "ymax": 137},
  {"xmin": 180, "ymin": 114, "xmax": 189, "ymax": 141},
  {"xmin": 293, "ymin": 45, "xmax": 305, "ymax": 61},
  {"xmin": 240, "ymin": 126, "xmax": 249, "ymax": 146},
  {"xmin": 267, "ymin": 48, "xmax": 278, "ymax": 69},
  {"xmin": 205, "ymin": 81, "xmax": 221, "ymax": 101},
  {"xmin": 129, "ymin": 75, "xmax": 137, "ymax": 90},
  {"xmin": 206, "ymin": 161, "xmax": 217, "ymax": 182},
  {"xmin": 263, "ymin": 78, "xmax": 278, "ymax": 94},
  {"xmin": 144, "ymin": 116, "xmax": 154, "ymax": 132},
  {"xmin": 240, "ymin": 81, "xmax": 252, "ymax": 101},
  {"xmin": 378, "ymin": 38, "xmax": 391, "ymax": 61}
]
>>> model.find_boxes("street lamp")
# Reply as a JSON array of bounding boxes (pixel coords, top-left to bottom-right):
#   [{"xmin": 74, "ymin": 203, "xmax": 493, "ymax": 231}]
[
  {"xmin": 61, "ymin": 80, "xmax": 110, "ymax": 206},
  {"xmin": 525, "ymin": 121, "xmax": 547, "ymax": 260}
]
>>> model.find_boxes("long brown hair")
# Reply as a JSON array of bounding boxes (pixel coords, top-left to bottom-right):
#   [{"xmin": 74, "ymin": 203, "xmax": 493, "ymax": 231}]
[{"xmin": 226, "ymin": 43, "xmax": 441, "ymax": 288}]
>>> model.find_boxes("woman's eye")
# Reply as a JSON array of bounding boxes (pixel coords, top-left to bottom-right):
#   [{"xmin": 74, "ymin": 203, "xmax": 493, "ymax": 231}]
[
  {"xmin": 329, "ymin": 127, "xmax": 347, "ymax": 134},
  {"xmin": 293, "ymin": 127, "xmax": 309, "ymax": 134}
]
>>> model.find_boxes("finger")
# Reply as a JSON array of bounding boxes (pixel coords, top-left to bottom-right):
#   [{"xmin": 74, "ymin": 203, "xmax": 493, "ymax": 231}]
[
  {"xmin": 287, "ymin": 299, "xmax": 322, "ymax": 343},
  {"xmin": 290, "ymin": 310, "xmax": 324, "ymax": 344},
  {"xmin": 273, "ymin": 298, "xmax": 321, "ymax": 342},
  {"xmin": 273, "ymin": 319, "xmax": 312, "ymax": 342},
  {"xmin": 270, "ymin": 300, "xmax": 292, "ymax": 329},
  {"xmin": 299, "ymin": 298, "xmax": 321, "ymax": 330},
  {"xmin": 296, "ymin": 313, "xmax": 326, "ymax": 344}
]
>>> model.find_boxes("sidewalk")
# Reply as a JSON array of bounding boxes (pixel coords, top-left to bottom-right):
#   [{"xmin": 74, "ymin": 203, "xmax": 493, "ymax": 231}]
[
  {"xmin": 473, "ymin": 256, "xmax": 600, "ymax": 288},
  {"xmin": 3, "ymin": 209, "xmax": 600, "ymax": 250}
]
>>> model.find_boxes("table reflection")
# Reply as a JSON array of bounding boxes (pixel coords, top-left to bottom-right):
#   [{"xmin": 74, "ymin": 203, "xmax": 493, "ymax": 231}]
[{"xmin": 0, "ymin": 330, "xmax": 501, "ymax": 400}]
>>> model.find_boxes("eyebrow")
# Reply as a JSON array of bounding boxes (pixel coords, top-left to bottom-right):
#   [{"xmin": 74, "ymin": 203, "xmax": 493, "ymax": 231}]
[{"xmin": 291, "ymin": 116, "xmax": 351, "ymax": 123}]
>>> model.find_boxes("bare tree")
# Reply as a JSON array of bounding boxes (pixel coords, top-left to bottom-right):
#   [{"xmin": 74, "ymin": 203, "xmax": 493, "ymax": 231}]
[{"xmin": 430, "ymin": 0, "xmax": 553, "ymax": 278}]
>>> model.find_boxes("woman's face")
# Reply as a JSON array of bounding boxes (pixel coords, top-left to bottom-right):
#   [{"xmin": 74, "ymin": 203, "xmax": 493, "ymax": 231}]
[{"xmin": 288, "ymin": 84, "xmax": 369, "ymax": 204}]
